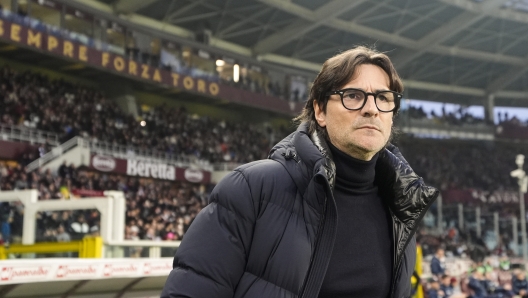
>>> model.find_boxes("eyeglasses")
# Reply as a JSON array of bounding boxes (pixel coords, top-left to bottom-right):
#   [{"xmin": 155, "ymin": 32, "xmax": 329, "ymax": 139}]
[{"xmin": 326, "ymin": 88, "xmax": 402, "ymax": 112}]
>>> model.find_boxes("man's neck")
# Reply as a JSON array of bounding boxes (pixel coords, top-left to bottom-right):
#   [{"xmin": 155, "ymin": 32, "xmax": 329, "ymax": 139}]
[{"xmin": 328, "ymin": 141, "xmax": 378, "ymax": 192}]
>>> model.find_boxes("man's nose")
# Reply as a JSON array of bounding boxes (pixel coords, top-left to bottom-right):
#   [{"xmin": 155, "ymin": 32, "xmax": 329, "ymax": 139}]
[{"xmin": 360, "ymin": 95, "xmax": 379, "ymax": 116}]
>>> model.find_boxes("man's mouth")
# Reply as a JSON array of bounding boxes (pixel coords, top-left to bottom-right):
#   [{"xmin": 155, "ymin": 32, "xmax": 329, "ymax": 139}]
[{"xmin": 357, "ymin": 125, "xmax": 380, "ymax": 131}]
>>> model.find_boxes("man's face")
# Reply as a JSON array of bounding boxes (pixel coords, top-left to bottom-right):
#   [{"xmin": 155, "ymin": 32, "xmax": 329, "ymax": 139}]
[
  {"xmin": 442, "ymin": 277, "xmax": 450, "ymax": 286},
  {"xmin": 314, "ymin": 64, "xmax": 393, "ymax": 161}
]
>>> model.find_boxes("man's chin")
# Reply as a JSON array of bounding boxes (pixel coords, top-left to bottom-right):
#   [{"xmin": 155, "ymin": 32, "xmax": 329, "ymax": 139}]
[
  {"xmin": 350, "ymin": 137, "xmax": 386, "ymax": 153},
  {"xmin": 344, "ymin": 142, "xmax": 385, "ymax": 160}
]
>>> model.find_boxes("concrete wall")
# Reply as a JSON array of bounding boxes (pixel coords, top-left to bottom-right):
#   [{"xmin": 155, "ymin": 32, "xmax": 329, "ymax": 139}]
[
  {"xmin": 115, "ymin": 94, "xmax": 139, "ymax": 118},
  {"xmin": 42, "ymin": 146, "xmax": 91, "ymax": 172}
]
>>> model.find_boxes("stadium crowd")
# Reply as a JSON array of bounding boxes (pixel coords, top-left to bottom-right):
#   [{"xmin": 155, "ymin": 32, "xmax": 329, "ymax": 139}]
[
  {"xmin": 0, "ymin": 5, "xmax": 303, "ymax": 104},
  {"xmin": 402, "ymin": 104, "xmax": 528, "ymax": 130},
  {"xmin": 400, "ymin": 105, "xmax": 489, "ymax": 126},
  {"xmin": 0, "ymin": 64, "xmax": 526, "ymax": 188},
  {"xmin": 396, "ymin": 136, "xmax": 528, "ymax": 192},
  {"xmin": 1, "ymin": 65, "xmax": 528, "ymax": 296},
  {"xmin": 416, "ymin": 229, "xmax": 528, "ymax": 298},
  {"xmin": 0, "ymin": 66, "xmax": 283, "ymax": 164},
  {"xmin": 0, "ymin": 161, "xmax": 209, "ymax": 246}
]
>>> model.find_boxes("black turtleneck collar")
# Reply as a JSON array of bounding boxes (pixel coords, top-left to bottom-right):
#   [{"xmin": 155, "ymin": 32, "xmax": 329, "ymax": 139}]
[
  {"xmin": 328, "ymin": 142, "xmax": 378, "ymax": 194},
  {"xmin": 321, "ymin": 142, "xmax": 392, "ymax": 298}
]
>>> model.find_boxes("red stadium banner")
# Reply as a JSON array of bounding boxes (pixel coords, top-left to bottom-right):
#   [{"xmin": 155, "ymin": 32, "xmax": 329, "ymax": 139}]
[
  {"xmin": 0, "ymin": 140, "xmax": 38, "ymax": 160},
  {"xmin": 71, "ymin": 189, "xmax": 105, "ymax": 197},
  {"xmin": 442, "ymin": 188, "xmax": 528, "ymax": 205},
  {"xmin": 90, "ymin": 154, "xmax": 211, "ymax": 184},
  {"xmin": 0, "ymin": 17, "xmax": 302, "ymax": 115},
  {"xmin": 0, "ymin": 18, "xmax": 220, "ymax": 96},
  {"xmin": 496, "ymin": 123, "xmax": 528, "ymax": 140}
]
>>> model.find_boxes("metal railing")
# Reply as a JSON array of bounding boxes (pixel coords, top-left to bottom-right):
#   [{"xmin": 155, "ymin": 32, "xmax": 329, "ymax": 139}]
[
  {"xmin": 1, "ymin": 123, "xmax": 241, "ymax": 173},
  {"xmin": 104, "ymin": 240, "xmax": 181, "ymax": 258},
  {"xmin": 25, "ymin": 136, "xmax": 86, "ymax": 172},
  {"xmin": 89, "ymin": 140, "xmax": 213, "ymax": 171},
  {"xmin": 25, "ymin": 136, "xmax": 215, "ymax": 172},
  {"xmin": 397, "ymin": 118, "xmax": 495, "ymax": 140},
  {"xmin": 0, "ymin": 124, "xmax": 60, "ymax": 146}
]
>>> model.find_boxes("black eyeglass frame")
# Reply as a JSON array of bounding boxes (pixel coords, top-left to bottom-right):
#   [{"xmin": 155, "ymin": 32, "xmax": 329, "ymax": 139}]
[{"xmin": 325, "ymin": 88, "xmax": 403, "ymax": 113}]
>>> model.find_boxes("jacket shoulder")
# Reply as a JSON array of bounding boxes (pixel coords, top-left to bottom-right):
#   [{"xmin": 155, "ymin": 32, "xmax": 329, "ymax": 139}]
[
  {"xmin": 234, "ymin": 159, "xmax": 292, "ymax": 182},
  {"xmin": 236, "ymin": 159, "xmax": 298, "ymax": 195},
  {"xmin": 211, "ymin": 160, "xmax": 294, "ymax": 214}
]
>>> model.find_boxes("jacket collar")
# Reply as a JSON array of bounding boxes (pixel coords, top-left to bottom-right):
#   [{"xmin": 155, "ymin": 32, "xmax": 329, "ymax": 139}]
[
  {"xmin": 375, "ymin": 144, "xmax": 439, "ymax": 224},
  {"xmin": 308, "ymin": 125, "xmax": 336, "ymax": 189},
  {"xmin": 268, "ymin": 122, "xmax": 333, "ymax": 196},
  {"xmin": 269, "ymin": 122, "xmax": 438, "ymax": 224}
]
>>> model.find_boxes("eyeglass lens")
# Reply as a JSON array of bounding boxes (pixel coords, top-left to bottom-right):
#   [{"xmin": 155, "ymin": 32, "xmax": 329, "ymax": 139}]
[{"xmin": 341, "ymin": 89, "xmax": 396, "ymax": 111}]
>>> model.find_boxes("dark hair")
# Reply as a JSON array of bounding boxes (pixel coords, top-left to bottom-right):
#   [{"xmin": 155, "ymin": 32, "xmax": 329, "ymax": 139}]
[{"xmin": 294, "ymin": 46, "xmax": 403, "ymax": 140}]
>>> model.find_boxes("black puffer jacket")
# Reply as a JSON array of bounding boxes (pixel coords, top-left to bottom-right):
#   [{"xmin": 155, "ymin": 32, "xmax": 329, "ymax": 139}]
[{"xmin": 161, "ymin": 123, "xmax": 439, "ymax": 298}]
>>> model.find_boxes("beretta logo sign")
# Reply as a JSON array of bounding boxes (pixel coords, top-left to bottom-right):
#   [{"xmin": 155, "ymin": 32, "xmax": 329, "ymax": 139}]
[
  {"xmin": 92, "ymin": 155, "xmax": 116, "ymax": 172},
  {"xmin": 184, "ymin": 168, "xmax": 204, "ymax": 183},
  {"xmin": 127, "ymin": 159, "xmax": 176, "ymax": 180}
]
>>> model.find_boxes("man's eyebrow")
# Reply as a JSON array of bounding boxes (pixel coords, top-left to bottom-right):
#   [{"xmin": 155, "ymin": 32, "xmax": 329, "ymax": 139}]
[
  {"xmin": 374, "ymin": 88, "xmax": 392, "ymax": 93},
  {"xmin": 342, "ymin": 87, "xmax": 391, "ymax": 92}
]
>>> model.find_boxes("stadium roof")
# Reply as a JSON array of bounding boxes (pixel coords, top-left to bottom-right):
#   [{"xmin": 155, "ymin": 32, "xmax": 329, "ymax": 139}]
[{"xmin": 68, "ymin": 0, "xmax": 528, "ymax": 107}]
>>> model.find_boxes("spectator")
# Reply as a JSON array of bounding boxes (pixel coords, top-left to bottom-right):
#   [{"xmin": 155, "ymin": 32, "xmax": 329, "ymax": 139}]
[
  {"xmin": 70, "ymin": 214, "xmax": 89, "ymax": 240},
  {"xmin": 427, "ymin": 279, "xmax": 444, "ymax": 298},
  {"xmin": 512, "ymin": 269, "xmax": 528, "ymax": 297},
  {"xmin": 0, "ymin": 202, "xmax": 12, "ymax": 246},
  {"xmin": 431, "ymin": 248, "xmax": 446, "ymax": 277},
  {"xmin": 468, "ymin": 267, "xmax": 488, "ymax": 298},
  {"xmin": 55, "ymin": 224, "xmax": 70, "ymax": 242},
  {"xmin": 58, "ymin": 161, "xmax": 68, "ymax": 179},
  {"xmin": 55, "ymin": 224, "xmax": 71, "ymax": 257},
  {"xmin": 494, "ymin": 283, "xmax": 515, "ymax": 297},
  {"xmin": 441, "ymin": 275, "xmax": 454, "ymax": 298}
]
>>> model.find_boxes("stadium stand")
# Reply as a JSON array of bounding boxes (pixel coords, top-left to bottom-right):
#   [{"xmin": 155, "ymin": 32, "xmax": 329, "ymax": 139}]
[
  {"xmin": 0, "ymin": 161, "xmax": 208, "ymax": 246},
  {"xmin": 397, "ymin": 136, "xmax": 528, "ymax": 192},
  {"xmin": 401, "ymin": 104, "xmax": 489, "ymax": 126},
  {"xmin": 0, "ymin": 1, "xmax": 527, "ymax": 296},
  {"xmin": 0, "ymin": 6, "xmax": 304, "ymax": 104},
  {"xmin": 0, "ymin": 65, "xmax": 526, "ymax": 249},
  {"xmin": 0, "ymin": 66, "xmax": 286, "ymax": 164}
]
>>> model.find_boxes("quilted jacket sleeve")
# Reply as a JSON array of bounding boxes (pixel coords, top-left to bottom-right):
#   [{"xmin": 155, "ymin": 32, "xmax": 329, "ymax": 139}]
[{"xmin": 161, "ymin": 170, "xmax": 257, "ymax": 298}]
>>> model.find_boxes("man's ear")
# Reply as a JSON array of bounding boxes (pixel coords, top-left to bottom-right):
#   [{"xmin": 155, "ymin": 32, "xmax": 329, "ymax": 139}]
[{"xmin": 313, "ymin": 100, "xmax": 326, "ymax": 127}]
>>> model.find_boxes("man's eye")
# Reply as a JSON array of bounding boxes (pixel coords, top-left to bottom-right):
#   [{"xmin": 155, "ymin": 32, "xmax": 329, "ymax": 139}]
[
  {"xmin": 378, "ymin": 92, "xmax": 395, "ymax": 102},
  {"xmin": 344, "ymin": 91, "xmax": 362, "ymax": 100}
]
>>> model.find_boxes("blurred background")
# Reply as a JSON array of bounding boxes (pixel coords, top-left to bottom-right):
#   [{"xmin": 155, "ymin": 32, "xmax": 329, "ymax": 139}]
[{"xmin": 0, "ymin": 0, "xmax": 527, "ymax": 297}]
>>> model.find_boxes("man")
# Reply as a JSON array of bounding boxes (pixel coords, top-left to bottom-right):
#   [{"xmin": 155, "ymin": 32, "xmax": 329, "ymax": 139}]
[
  {"xmin": 0, "ymin": 202, "xmax": 12, "ymax": 247},
  {"xmin": 427, "ymin": 279, "xmax": 444, "ymax": 298},
  {"xmin": 512, "ymin": 269, "xmax": 528, "ymax": 297},
  {"xmin": 431, "ymin": 248, "xmax": 447, "ymax": 278},
  {"xmin": 69, "ymin": 213, "xmax": 89, "ymax": 240},
  {"xmin": 55, "ymin": 224, "xmax": 71, "ymax": 257},
  {"xmin": 440, "ymin": 275, "xmax": 454, "ymax": 298},
  {"xmin": 468, "ymin": 267, "xmax": 488, "ymax": 298},
  {"xmin": 161, "ymin": 46, "xmax": 438, "ymax": 298}
]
